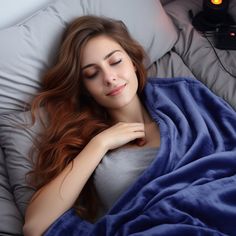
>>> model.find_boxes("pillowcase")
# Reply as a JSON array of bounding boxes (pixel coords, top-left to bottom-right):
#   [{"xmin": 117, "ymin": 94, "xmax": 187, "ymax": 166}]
[
  {"xmin": 0, "ymin": 0, "xmax": 178, "ymax": 113},
  {"xmin": 160, "ymin": 0, "xmax": 175, "ymax": 5},
  {"xmin": 0, "ymin": 111, "xmax": 41, "ymax": 216},
  {"xmin": 0, "ymin": 147, "xmax": 23, "ymax": 235}
]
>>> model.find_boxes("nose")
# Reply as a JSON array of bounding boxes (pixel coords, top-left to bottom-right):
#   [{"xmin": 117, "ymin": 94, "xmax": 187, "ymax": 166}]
[{"xmin": 102, "ymin": 67, "xmax": 117, "ymax": 86}]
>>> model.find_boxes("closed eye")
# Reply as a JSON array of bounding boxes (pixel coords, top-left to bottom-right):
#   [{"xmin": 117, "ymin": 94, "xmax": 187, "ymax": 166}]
[
  {"xmin": 111, "ymin": 59, "xmax": 122, "ymax": 66},
  {"xmin": 83, "ymin": 71, "xmax": 99, "ymax": 79}
]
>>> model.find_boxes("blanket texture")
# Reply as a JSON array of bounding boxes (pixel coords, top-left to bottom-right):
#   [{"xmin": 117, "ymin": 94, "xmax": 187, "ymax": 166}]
[{"xmin": 45, "ymin": 77, "xmax": 236, "ymax": 236}]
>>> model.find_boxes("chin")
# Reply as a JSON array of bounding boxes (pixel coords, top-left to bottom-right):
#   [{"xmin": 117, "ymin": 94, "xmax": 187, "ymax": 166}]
[{"xmin": 109, "ymin": 97, "xmax": 136, "ymax": 109}]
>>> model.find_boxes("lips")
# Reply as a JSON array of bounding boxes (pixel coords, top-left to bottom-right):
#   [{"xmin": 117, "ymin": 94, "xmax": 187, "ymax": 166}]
[{"xmin": 106, "ymin": 84, "xmax": 126, "ymax": 96}]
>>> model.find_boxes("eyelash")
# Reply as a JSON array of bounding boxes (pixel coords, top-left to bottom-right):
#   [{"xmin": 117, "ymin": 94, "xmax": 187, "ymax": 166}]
[
  {"xmin": 85, "ymin": 72, "xmax": 98, "ymax": 79},
  {"xmin": 111, "ymin": 59, "xmax": 122, "ymax": 65},
  {"xmin": 84, "ymin": 59, "xmax": 122, "ymax": 80}
]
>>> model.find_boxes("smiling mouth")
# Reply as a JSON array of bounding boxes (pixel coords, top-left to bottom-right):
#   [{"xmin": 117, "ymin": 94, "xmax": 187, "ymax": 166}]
[{"xmin": 106, "ymin": 84, "xmax": 126, "ymax": 96}]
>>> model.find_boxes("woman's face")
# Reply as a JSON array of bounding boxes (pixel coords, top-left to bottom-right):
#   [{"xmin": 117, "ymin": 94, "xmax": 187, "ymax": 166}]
[{"xmin": 81, "ymin": 35, "xmax": 139, "ymax": 110}]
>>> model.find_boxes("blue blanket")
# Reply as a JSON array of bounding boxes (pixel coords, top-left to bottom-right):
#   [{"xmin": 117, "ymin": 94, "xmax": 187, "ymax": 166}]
[{"xmin": 45, "ymin": 77, "xmax": 236, "ymax": 236}]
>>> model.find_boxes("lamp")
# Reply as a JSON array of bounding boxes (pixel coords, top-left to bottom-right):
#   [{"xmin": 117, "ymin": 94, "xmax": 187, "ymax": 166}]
[{"xmin": 192, "ymin": 0, "xmax": 235, "ymax": 31}]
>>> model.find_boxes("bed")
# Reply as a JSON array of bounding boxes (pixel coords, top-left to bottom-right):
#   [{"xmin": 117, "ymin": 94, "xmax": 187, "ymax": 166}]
[{"xmin": 0, "ymin": 0, "xmax": 236, "ymax": 235}]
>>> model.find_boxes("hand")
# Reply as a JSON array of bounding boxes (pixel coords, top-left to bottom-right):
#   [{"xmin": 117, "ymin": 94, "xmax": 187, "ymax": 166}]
[{"xmin": 93, "ymin": 122, "xmax": 145, "ymax": 151}]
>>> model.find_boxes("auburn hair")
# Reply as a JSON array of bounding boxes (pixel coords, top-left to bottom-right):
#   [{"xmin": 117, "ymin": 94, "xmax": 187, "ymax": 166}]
[{"xmin": 29, "ymin": 15, "xmax": 147, "ymax": 221}]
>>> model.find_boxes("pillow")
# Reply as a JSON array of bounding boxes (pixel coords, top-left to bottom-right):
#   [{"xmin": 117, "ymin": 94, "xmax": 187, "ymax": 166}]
[
  {"xmin": 0, "ymin": 0, "xmax": 178, "ymax": 113},
  {"xmin": 160, "ymin": 0, "xmax": 174, "ymax": 5},
  {"xmin": 89, "ymin": 0, "xmax": 178, "ymax": 68},
  {"xmin": 0, "ymin": 147, "xmax": 23, "ymax": 235},
  {"xmin": 0, "ymin": 111, "xmax": 41, "ymax": 216}
]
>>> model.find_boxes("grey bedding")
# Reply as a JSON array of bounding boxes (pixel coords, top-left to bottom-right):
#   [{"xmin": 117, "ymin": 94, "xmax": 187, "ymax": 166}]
[
  {"xmin": 0, "ymin": 0, "xmax": 236, "ymax": 234},
  {"xmin": 161, "ymin": 0, "xmax": 236, "ymax": 109},
  {"xmin": 0, "ymin": 147, "xmax": 23, "ymax": 235}
]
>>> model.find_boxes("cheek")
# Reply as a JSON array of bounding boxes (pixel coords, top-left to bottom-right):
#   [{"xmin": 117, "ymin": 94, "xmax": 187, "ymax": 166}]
[
  {"xmin": 119, "ymin": 70, "xmax": 137, "ymax": 89},
  {"xmin": 83, "ymin": 80, "xmax": 100, "ymax": 97},
  {"xmin": 85, "ymin": 86, "xmax": 105, "ymax": 105},
  {"xmin": 128, "ymin": 70, "xmax": 139, "ymax": 88}
]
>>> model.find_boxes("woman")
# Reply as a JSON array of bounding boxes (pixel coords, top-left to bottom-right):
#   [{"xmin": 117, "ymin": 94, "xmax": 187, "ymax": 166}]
[
  {"xmin": 23, "ymin": 15, "xmax": 160, "ymax": 235},
  {"xmin": 24, "ymin": 15, "xmax": 236, "ymax": 236}
]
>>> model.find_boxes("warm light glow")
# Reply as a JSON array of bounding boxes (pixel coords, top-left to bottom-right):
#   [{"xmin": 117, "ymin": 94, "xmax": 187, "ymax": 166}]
[{"xmin": 211, "ymin": 0, "xmax": 223, "ymax": 5}]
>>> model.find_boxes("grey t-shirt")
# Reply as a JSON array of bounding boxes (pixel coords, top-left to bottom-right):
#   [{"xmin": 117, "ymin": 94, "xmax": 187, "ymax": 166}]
[{"xmin": 93, "ymin": 147, "xmax": 158, "ymax": 215}]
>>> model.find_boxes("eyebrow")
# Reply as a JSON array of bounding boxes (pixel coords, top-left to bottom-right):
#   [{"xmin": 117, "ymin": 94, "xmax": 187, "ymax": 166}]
[{"xmin": 81, "ymin": 50, "xmax": 122, "ymax": 71}]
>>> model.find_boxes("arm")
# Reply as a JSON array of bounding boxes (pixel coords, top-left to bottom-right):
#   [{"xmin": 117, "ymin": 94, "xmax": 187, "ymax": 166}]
[{"xmin": 23, "ymin": 122, "xmax": 145, "ymax": 236}]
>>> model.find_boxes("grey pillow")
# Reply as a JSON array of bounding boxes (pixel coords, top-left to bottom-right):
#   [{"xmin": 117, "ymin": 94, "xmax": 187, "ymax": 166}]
[
  {"xmin": 0, "ymin": 147, "xmax": 23, "ymax": 235},
  {"xmin": 0, "ymin": 0, "xmax": 178, "ymax": 113},
  {"xmin": 160, "ymin": 0, "xmax": 174, "ymax": 5},
  {"xmin": 0, "ymin": 111, "xmax": 41, "ymax": 216}
]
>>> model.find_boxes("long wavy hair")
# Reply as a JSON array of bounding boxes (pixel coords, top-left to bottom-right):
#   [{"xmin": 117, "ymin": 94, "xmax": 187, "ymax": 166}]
[{"xmin": 29, "ymin": 15, "xmax": 147, "ymax": 221}]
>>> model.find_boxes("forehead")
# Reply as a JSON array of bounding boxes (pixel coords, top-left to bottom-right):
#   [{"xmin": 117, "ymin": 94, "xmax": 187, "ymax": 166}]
[{"xmin": 81, "ymin": 35, "xmax": 124, "ymax": 65}]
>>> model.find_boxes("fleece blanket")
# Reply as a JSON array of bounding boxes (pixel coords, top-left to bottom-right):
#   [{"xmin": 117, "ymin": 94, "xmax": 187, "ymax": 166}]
[{"xmin": 45, "ymin": 77, "xmax": 236, "ymax": 236}]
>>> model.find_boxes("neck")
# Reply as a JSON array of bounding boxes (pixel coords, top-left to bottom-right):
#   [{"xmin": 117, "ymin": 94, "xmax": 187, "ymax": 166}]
[{"xmin": 108, "ymin": 95, "xmax": 152, "ymax": 125}]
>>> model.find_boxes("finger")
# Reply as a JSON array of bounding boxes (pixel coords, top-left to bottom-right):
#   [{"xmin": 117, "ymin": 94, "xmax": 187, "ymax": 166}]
[
  {"xmin": 126, "ymin": 123, "xmax": 145, "ymax": 132},
  {"xmin": 129, "ymin": 130, "xmax": 145, "ymax": 140},
  {"xmin": 116, "ymin": 122, "xmax": 144, "ymax": 128}
]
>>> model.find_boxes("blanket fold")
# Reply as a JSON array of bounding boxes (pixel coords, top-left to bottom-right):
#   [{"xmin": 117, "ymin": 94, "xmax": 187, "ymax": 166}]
[{"xmin": 45, "ymin": 77, "xmax": 236, "ymax": 236}]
